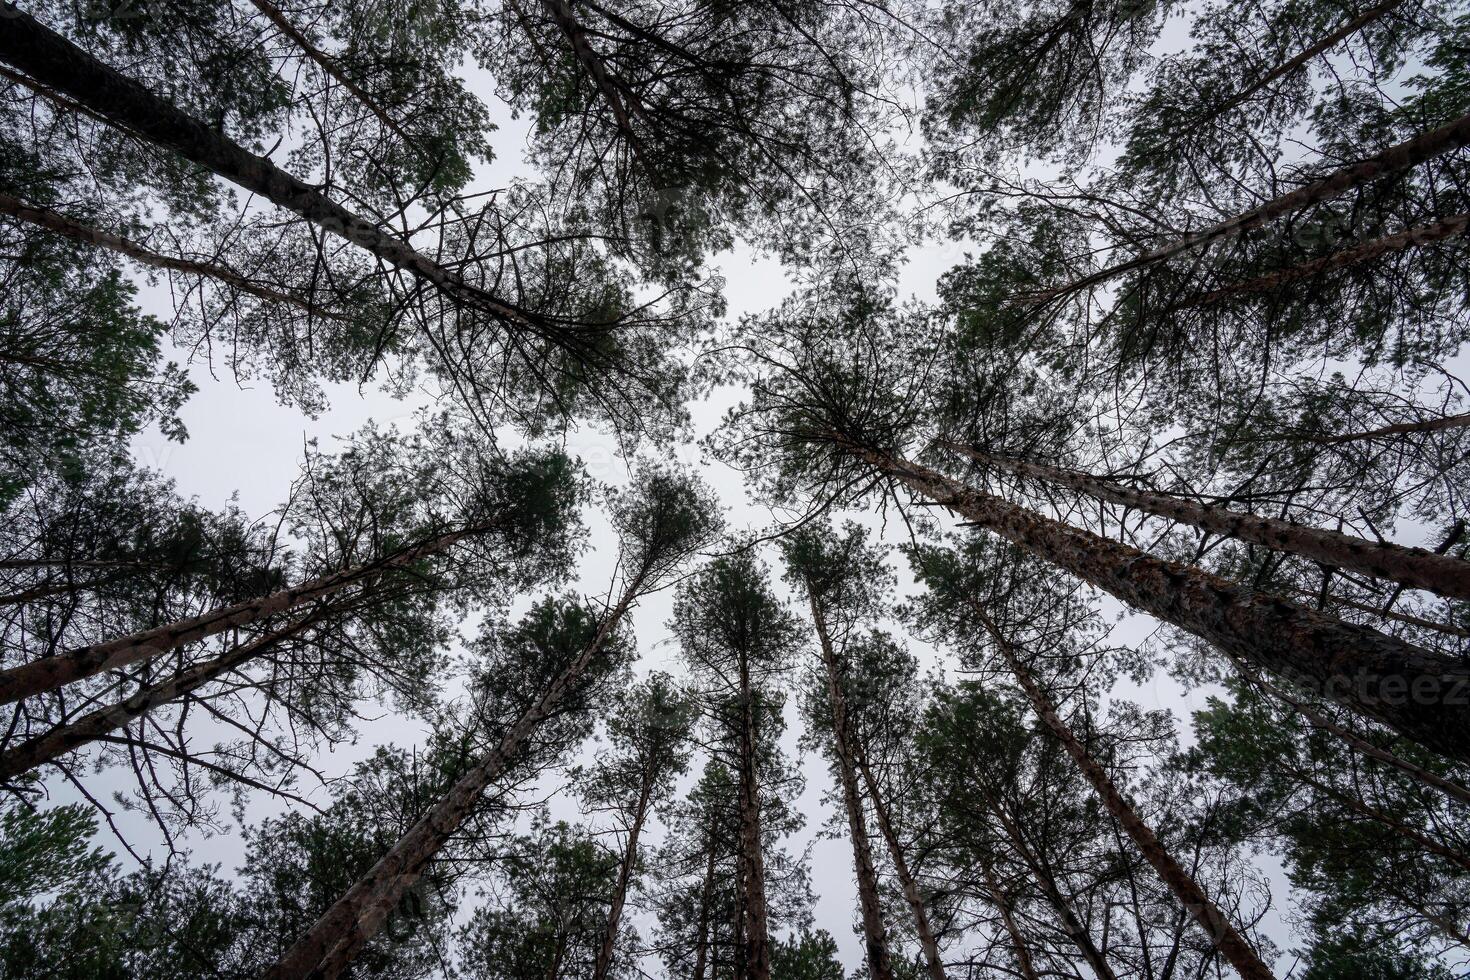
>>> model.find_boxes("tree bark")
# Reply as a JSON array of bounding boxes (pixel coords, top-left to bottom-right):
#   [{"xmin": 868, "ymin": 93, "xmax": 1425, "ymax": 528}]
[
  {"xmin": 0, "ymin": 192, "xmax": 347, "ymax": 319},
  {"xmin": 837, "ymin": 438, "xmax": 1470, "ymax": 765},
  {"xmin": 1025, "ymin": 110, "xmax": 1470, "ymax": 305},
  {"xmin": 262, "ymin": 571, "xmax": 644, "ymax": 980},
  {"xmin": 1312, "ymin": 409, "xmax": 1470, "ymax": 445},
  {"xmin": 735, "ymin": 650, "xmax": 772, "ymax": 980},
  {"xmin": 692, "ymin": 829, "xmax": 718, "ymax": 980},
  {"xmin": 0, "ymin": 10, "xmax": 565, "ymax": 341},
  {"xmin": 1180, "ymin": 212, "xmax": 1470, "ymax": 307},
  {"xmin": 0, "ymin": 522, "xmax": 497, "ymax": 706},
  {"xmin": 0, "ymin": 611, "xmax": 323, "ymax": 781},
  {"xmin": 593, "ymin": 774, "xmax": 653, "ymax": 980},
  {"xmin": 941, "ymin": 442, "xmax": 1470, "ymax": 603},
  {"xmin": 854, "ymin": 753, "xmax": 948, "ymax": 980},
  {"xmin": 977, "ymin": 857, "xmax": 1040, "ymax": 980},
  {"xmin": 804, "ymin": 590, "xmax": 894, "ymax": 980},
  {"xmin": 969, "ymin": 603, "xmax": 1277, "ymax": 980}
]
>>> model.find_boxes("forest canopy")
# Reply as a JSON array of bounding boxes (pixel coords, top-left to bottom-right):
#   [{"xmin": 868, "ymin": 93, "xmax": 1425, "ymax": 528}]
[{"xmin": 1, "ymin": 0, "xmax": 1469, "ymax": 977}]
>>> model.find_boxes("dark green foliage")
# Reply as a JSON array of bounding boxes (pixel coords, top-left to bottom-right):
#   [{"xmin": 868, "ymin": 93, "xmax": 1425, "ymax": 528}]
[{"xmin": 771, "ymin": 929, "xmax": 845, "ymax": 980}]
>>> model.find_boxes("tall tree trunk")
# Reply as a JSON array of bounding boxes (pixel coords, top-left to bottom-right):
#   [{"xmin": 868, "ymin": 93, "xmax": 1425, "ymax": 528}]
[
  {"xmin": 940, "ymin": 442, "xmax": 1470, "ymax": 602},
  {"xmin": 804, "ymin": 591, "xmax": 895, "ymax": 980},
  {"xmin": 0, "ymin": 10, "xmax": 567, "ymax": 341},
  {"xmin": 593, "ymin": 774, "xmax": 653, "ymax": 980},
  {"xmin": 836, "ymin": 438, "xmax": 1470, "ymax": 765},
  {"xmin": 1025, "ymin": 110, "xmax": 1470, "ymax": 305},
  {"xmin": 0, "ymin": 522, "xmax": 497, "ymax": 706},
  {"xmin": 736, "ymin": 653, "xmax": 772, "ymax": 980},
  {"xmin": 1313, "ymin": 410, "xmax": 1470, "ymax": 445},
  {"xmin": 0, "ymin": 193, "xmax": 346, "ymax": 319},
  {"xmin": 1197, "ymin": 0, "xmax": 1408, "ymax": 123},
  {"xmin": 854, "ymin": 753, "xmax": 948, "ymax": 980},
  {"xmin": 969, "ymin": 603, "xmax": 1277, "ymax": 980},
  {"xmin": 977, "ymin": 857, "xmax": 1040, "ymax": 980},
  {"xmin": 0, "ymin": 610, "xmax": 326, "ymax": 780},
  {"xmin": 973, "ymin": 782, "xmax": 1120, "ymax": 980},
  {"xmin": 692, "ymin": 829, "xmax": 718, "ymax": 980},
  {"xmin": 1180, "ymin": 212, "xmax": 1470, "ymax": 307},
  {"xmin": 261, "ymin": 571, "xmax": 645, "ymax": 980},
  {"xmin": 536, "ymin": 0, "xmax": 653, "ymax": 173},
  {"xmin": 1233, "ymin": 660, "xmax": 1470, "ymax": 808}
]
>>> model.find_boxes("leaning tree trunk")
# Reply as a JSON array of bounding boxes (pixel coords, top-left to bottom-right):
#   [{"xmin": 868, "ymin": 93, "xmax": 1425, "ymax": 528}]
[
  {"xmin": 593, "ymin": 773, "xmax": 654, "ymax": 980},
  {"xmin": 261, "ymin": 571, "xmax": 644, "ymax": 980},
  {"xmin": 805, "ymin": 591, "xmax": 895, "ymax": 980},
  {"xmin": 0, "ymin": 522, "xmax": 497, "ymax": 705},
  {"xmin": 0, "ymin": 10, "xmax": 562, "ymax": 339},
  {"xmin": 854, "ymin": 753, "xmax": 948, "ymax": 980},
  {"xmin": 969, "ymin": 604, "xmax": 1277, "ymax": 980},
  {"xmin": 1195, "ymin": 0, "xmax": 1408, "ymax": 125},
  {"xmin": 0, "ymin": 609, "xmax": 327, "ymax": 780},
  {"xmin": 940, "ymin": 442, "xmax": 1470, "ymax": 602},
  {"xmin": 973, "ymin": 781, "xmax": 1120, "ymax": 980},
  {"xmin": 836, "ymin": 438, "xmax": 1470, "ymax": 766},
  {"xmin": 1180, "ymin": 212, "xmax": 1470, "ymax": 308},
  {"xmin": 1313, "ymin": 410, "xmax": 1470, "ymax": 445},
  {"xmin": 0, "ymin": 193, "xmax": 346, "ymax": 319},
  {"xmin": 1025, "ymin": 109, "xmax": 1470, "ymax": 305},
  {"xmin": 977, "ymin": 857, "xmax": 1041, "ymax": 980},
  {"xmin": 735, "ymin": 652, "xmax": 773, "ymax": 980}
]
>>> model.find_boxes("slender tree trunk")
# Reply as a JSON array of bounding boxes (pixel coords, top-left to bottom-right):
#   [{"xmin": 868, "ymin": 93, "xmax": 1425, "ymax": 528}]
[
  {"xmin": 692, "ymin": 831, "xmax": 718, "ymax": 980},
  {"xmin": 0, "ymin": 522, "xmax": 496, "ymax": 706},
  {"xmin": 854, "ymin": 753, "xmax": 948, "ymax": 980},
  {"xmin": 735, "ymin": 653, "xmax": 772, "ymax": 980},
  {"xmin": 0, "ymin": 193, "xmax": 346, "ymax": 319},
  {"xmin": 0, "ymin": 611, "xmax": 324, "ymax": 780},
  {"xmin": 970, "ymin": 604, "xmax": 1277, "ymax": 980},
  {"xmin": 0, "ymin": 10, "xmax": 560, "ymax": 338},
  {"xmin": 1199, "ymin": 0, "xmax": 1408, "ymax": 123},
  {"xmin": 977, "ymin": 857, "xmax": 1040, "ymax": 980},
  {"xmin": 804, "ymin": 591, "xmax": 894, "ymax": 980},
  {"xmin": 537, "ymin": 0, "xmax": 653, "ymax": 173},
  {"xmin": 1025, "ymin": 109, "xmax": 1470, "ymax": 305},
  {"xmin": 247, "ymin": 0, "xmax": 418, "ymax": 149},
  {"xmin": 837, "ymin": 438, "xmax": 1470, "ymax": 765},
  {"xmin": 261, "ymin": 570, "xmax": 645, "ymax": 980},
  {"xmin": 593, "ymin": 774, "xmax": 653, "ymax": 980},
  {"xmin": 1181, "ymin": 212, "xmax": 1470, "ymax": 307},
  {"xmin": 974, "ymin": 783, "xmax": 1120, "ymax": 980},
  {"xmin": 941, "ymin": 442, "xmax": 1470, "ymax": 602},
  {"xmin": 1313, "ymin": 410, "xmax": 1470, "ymax": 445}
]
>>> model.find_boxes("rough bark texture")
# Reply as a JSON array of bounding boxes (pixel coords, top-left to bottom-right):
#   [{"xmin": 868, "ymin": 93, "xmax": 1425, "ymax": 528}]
[
  {"xmin": 805, "ymin": 591, "xmax": 895, "ymax": 980},
  {"xmin": 0, "ymin": 612, "xmax": 321, "ymax": 780},
  {"xmin": 1183, "ymin": 212, "xmax": 1470, "ymax": 307},
  {"xmin": 593, "ymin": 775, "xmax": 652, "ymax": 980},
  {"xmin": 942, "ymin": 442, "xmax": 1470, "ymax": 602},
  {"xmin": 977, "ymin": 858, "xmax": 1041, "ymax": 980},
  {"xmin": 0, "ymin": 524, "xmax": 493, "ymax": 705},
  {"xmin": 0, "ymin": 192, "xmax": 345, "ymax": 318},
  {"xmin": 0, "ymin": 10, "xmax": 556, "ymax": 337},
  {"xmin": 1026, "ymin": 109, "xmax": 1470, "ymax": 304},
  {"xmin": 855, "ymin": 754, "xmax": 948, "ymax": 980},
  {"xmin": 842, "ymin": 440, "xmax": 1470, "ymax": 765},
  {"xmin": 735, "ymin": 650, "xmax": 773, "ymax": 980},
  {"xmin": 262, "ymin": 575, "xmax": 642, "ymax": 980},
  {"xmin": 971, "ymin": 605, "xmax": 1277, "ymax": 980}
]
